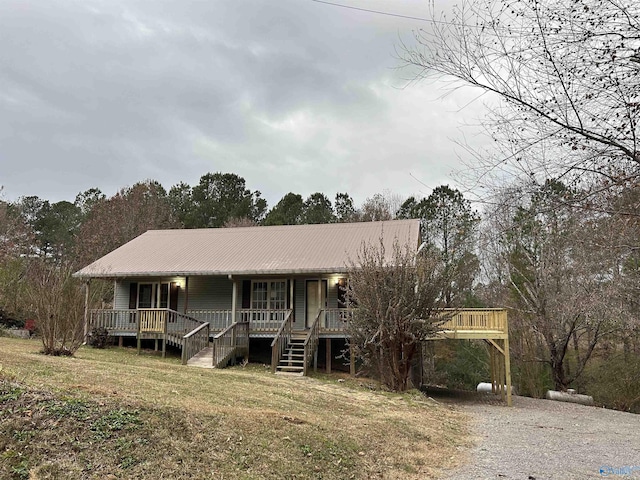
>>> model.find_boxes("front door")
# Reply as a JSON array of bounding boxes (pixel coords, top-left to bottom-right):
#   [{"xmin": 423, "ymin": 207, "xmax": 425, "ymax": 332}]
[{"xmin": 306, "ymin": 280, "xmax": 327, "ymax": 328}]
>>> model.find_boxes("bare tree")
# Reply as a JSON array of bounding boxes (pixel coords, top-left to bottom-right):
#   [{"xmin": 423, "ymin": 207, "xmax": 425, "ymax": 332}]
[
  {"xmin": 401, "ymin": 0, "xmax": 640, "ymax": 191},
  {"xmin": 494, "ymin": 180, "xmax": 625, "ymax": 390},
  {"xmin": 346, "ymin": 239, "xmax": 449, "ymax": 391},
  {"xmin": 26, "ymin": 260, "xmax": 85, "ymax": 355}
]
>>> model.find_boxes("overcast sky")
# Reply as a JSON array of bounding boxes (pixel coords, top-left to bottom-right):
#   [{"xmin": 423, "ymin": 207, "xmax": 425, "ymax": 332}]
[{"xmin": 0, "ymin": 0, "xmax": 491, "ymax": 208}]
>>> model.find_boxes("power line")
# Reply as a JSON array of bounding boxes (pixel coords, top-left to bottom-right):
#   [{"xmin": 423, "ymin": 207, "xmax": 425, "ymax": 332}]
[{"xmin": 310, "ymin": 0, "xmax": 431, "ymax": 22}]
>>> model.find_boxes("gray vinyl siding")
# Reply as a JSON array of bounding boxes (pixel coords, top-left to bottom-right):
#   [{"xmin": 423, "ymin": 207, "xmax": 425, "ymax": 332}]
[
  {"xmin": 186, "ymin": 276, "xmax": 233, "ymax": 310},
  {"xmin": 114, "ymin": 281, "xmax": 130, "ymax": 309}
]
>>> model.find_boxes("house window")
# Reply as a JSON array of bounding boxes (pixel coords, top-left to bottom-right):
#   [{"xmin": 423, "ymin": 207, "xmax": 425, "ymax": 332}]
[
  {"xmin": 138, "ymin": 282, "xmax": 170, "ymax": 309},
  {"xmin": 251, "ymin": 280, "xmax": 286, "ymax": 310}
]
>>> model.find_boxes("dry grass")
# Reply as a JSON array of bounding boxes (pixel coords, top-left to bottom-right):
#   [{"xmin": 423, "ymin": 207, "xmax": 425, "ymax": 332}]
[{"xmin": 0, "ymin": 337, "xmax": 470, "ymax": 479}]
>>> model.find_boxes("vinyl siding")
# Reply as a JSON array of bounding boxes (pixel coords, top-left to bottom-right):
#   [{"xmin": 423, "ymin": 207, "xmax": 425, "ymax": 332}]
[{"xmin": 186, "ymin": 276, "xmax": 233, "ymax": 311}]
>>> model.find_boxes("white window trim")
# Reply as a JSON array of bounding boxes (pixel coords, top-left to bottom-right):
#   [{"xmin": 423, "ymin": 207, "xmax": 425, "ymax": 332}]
[{"xmin": 251, "ymin": 280, "xmax": 287, "ymax": 310}]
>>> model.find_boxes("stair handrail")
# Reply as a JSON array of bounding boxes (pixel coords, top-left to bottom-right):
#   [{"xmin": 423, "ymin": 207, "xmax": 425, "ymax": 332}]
[
  {"xmin": 212, "ymin": 321, "xmax": 250, "ymax": 368},
  {"xmin": 270, "ymin": 310, "xmax": 294, "ymax": 373},
  {"xmin": 303, "ymin": 310, "xmax": 321, "ymax": 376},
  {"xmin": 181, "ymin": 321, "xmax": 210, "ymax": 365}
]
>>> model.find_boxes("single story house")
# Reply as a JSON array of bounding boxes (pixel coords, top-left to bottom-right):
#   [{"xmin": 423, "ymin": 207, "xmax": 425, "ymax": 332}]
[{"xmin": 74, "ymin": 219, "xmax": 512, "ymax": 404}]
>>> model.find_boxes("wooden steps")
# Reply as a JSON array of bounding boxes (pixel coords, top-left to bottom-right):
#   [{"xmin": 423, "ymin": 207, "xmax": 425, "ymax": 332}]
[{"xmin": 275, "ymin": 333, "xmax": 307, "ymax": 375}]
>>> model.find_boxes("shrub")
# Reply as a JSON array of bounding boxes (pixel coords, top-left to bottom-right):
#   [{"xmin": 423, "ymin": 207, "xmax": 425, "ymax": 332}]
[{"xmin": 87, "ymin": 327, "xmax": 110, "ymax": 349}]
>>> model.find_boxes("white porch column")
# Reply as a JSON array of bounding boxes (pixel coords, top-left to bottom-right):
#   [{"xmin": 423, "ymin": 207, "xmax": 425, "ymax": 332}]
[
  {"xmin": 317, "ymin": 276, "xmax": 322, "ymax": 321},
  {"xmin": 184, "ymin": 276, "xmax": 190, "ymax": 314},
  {"xmin": 231, "ymin": 279, "xmax": 237, "ymax": 324},
  {"xmin": 289, "ymin": 278, "xmax": 294, "ymax": 314}
]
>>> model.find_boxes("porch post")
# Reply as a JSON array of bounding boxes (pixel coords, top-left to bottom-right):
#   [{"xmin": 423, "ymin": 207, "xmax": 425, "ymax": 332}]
[
  {"xmin": 504, "ymin": 337, "xmax": 512, "ymax": 406},
  {"xmin": 317, "ymin": 276, "xmax": 322, "ymax": 322},
  {"xmin": 326, "ymin": 338, "xmax": 332, "ymax": 373},
  {"xmin": 162, "ymin": 314, "xmax": 167, "ymax": 359},
  {"xmin": 289, "ymin": 278, "xmax": 294, "ymax": 318},
  {"xmin": 184, "ymin": 276, "xmax": 190, "ymax": 314},
  {"xmin": 489, "ymin": 341, "xmax": 496, "ymax": 393},
  {"xmin": 231, "ymin": 279, "xmax": 237, "ymax": 325},
  {"xmin": 83, "ymin": 279, "xmax": 90, "ymax": 342}
]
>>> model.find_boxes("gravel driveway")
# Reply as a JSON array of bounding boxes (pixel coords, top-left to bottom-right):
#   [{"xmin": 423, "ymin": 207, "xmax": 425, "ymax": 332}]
[{"xmin": 433, "ymin": 392, "xmax": 640, "ymax": 479}]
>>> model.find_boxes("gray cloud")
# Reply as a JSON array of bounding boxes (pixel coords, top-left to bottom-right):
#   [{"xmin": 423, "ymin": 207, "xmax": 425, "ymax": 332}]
[{"xmin": 0, "ymin": 0, "xmax": 491, "ymax": 207}]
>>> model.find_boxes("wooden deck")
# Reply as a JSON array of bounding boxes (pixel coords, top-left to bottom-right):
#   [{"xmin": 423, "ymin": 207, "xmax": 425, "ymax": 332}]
[
  {"xmin": 434, "ymin": 308, "xmax": 508, "ymax": 339},
  {"xmin": 428, "ymin": 309, "xmax": 512, "ymax": 406}
]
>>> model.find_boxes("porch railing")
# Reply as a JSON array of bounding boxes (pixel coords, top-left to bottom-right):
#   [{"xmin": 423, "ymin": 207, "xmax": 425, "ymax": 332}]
[
  {"xmin": 270, "ymin": 310, "xmax": 294, "ymax": 373},
  {"xmin": 303, "ymin": 310, "xmax": 321, "ymax": 376},
  {"xmin": 138, "ymin": 309, "xmax": 167, "ymax": 333},
  {"xmin": 212, "ymin": 321, "xmax": 249, "ymax": 368},
  {"xmin": 239, "ymin": 309, "xmax": 291, "ymax": 332},
  {"xmin": 323, "ymin": 308, "xmax": 351, "ymax": 332},
  {"xmin": 90, "ymin": 309, "xmax": 137, "ymax": 332},
  {"xmin": 187, "ymin": 309, "xmax": 233, "ymax": 331},
  {"xmin": 181, "ymin": 322, "xmax": 210, "ymax": 365},
  {"xmin": 439, "ymin": 308, "xmax": 507, "ymax": 333}
]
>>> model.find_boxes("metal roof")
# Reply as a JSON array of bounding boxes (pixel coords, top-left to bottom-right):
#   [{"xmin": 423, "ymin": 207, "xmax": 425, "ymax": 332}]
[{"xmin": 74, "ymin": 219, "xmax": 421, "ymax": 278}]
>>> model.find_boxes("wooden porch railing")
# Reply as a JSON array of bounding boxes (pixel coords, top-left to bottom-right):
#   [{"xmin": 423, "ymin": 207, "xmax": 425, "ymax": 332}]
[
  {"xmin": 212, "ymin": 321, "xmax": 249, "ymax": 368},
  {"xmin": 323, "ymin": 308, "xmax": 350, "ymax": 332},
  {"xmin": 303, "ymin": 310, "xmax": 321, "ymax": 376},
  {"xmin": 270, "ymin": 310, "xmax": 294, "ymax": 373},
  {"xmin": 439, "ymin": 308, "xmax": 507, "ymax": 333},
  {"xmin": 187, "ymin": 309, "xmax": 233, "ymax": 331},
  {"xmin": 90, "ymin": 309, "xmax": 137, "ymax": 332},
  {"xmin": 239, "ymin": 309, "xmax": 291, "ymax": 332},
  {"xmin": 181, "ymin": 322, "xmax": 210, "ymax": 365}
]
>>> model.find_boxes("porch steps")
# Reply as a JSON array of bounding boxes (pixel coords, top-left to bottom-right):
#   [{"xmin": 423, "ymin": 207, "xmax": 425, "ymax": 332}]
[{"xmin": 275, "ymin": 334, "xmax": 307, "ymax": 375}]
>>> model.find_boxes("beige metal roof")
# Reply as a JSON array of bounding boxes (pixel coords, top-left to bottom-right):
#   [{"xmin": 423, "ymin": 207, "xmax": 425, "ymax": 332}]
[{"xmin": 74, "ymin": 219, "xmax": 421, "ymax": 278}]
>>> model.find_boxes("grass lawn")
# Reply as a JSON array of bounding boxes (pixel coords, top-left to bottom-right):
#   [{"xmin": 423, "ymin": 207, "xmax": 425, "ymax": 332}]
[{"xmin": 0, "ymin": 337, "xmax": 470, "ymax": 479}]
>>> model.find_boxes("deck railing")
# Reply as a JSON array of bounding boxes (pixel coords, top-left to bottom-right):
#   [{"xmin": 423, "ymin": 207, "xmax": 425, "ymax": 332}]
[
  {"xmin": 187, "ymin": 309, "xmax": 233, "ymax": 331},
  {"xmin": 239, "ymin": 309, "xmax": 291, "ymax": 332},
  {"xmin": 181, "ymin": 322, "xmax": 210, "ymax": 365},
  {"xmin": 303, "ymin": 311, "xmax": 321, "ymax": 376},
  {"xmin": 270, "ymin": 310, "xmax": 294, "ymax": 373},
  {"xmin": 138, "ymin": 309, "xmax": 167, "ymax": 333},
  {"xmin": 91, "ymin": 307, "xmax": 506, "ymax": 340},
  {"xmin": 439, "ymin": 308, "xmax": 507, "ymax": 333},
  {"xmin": 323, "ymin": 308, "xmax": 350, "ymax": 332},
  {"xmin": 90, "ymin": 309, "xmax": 137, "ymax": 332},
  {"xmin": 212, "ymin": 321, "xmax": 249, "ymax": 368}
]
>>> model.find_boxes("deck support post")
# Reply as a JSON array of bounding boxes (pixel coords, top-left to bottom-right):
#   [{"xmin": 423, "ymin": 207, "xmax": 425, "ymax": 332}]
[
  {"xmin": 498, "ymin": 346, "xmax": 505, "ymax": 402},
  {"xmin": 504, "ymin": 337, "xmax": 512, "ymax": 407},
  {"xmin": 489, "ymin": 342, "xmax": 496, "ymax": 394},
  {"xmin": 136, "ymin": 310, "xmax": 141, "ymax": 355},
  {"xmin": 118, "ymin": 336, "xmax": 123, "ymax": 347},
  {"xmin": 162, "ymin": 312, "xmax": 167, "ymax": 359},
  {"xmin": 154, "ymin": 338, "xmax": 158, "ymax": 351},
  {"xmin": 350, "ymin": 343, "xmax": 356, "ymax": 376},
  {"xmin": 326, "ymin": 338, "xmax": 332, "ymax": 373},
  {"xmin": 314, "ymin": 347, "xmax": 318, "ymax": 372}
]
